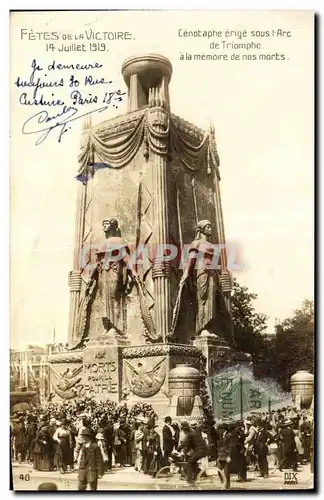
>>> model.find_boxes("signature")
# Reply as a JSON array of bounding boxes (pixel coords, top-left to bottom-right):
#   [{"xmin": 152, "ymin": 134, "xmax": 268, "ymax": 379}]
[{"xmin": 22, "ymin": 104, "xmax": 109, "ymax": 145}]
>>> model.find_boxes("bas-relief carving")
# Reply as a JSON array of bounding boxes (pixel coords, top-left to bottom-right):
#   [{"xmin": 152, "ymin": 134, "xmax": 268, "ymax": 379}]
[
  {"xmin": 124, "ymin": 357, "xmax": 166, "ymax": 398},
  {"xmin": 49, "ymin": 365, "xmax": 84, "ymax": 400}
]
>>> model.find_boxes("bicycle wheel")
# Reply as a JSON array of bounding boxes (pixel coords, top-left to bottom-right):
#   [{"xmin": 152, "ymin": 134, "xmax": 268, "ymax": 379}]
[
  {"xmin": 196, "ymin": 469, "xmax": 208, "ymax": 482},
  {"xmin": 156, "ymin": 466, "xmax": 172, "ymax": 478}
]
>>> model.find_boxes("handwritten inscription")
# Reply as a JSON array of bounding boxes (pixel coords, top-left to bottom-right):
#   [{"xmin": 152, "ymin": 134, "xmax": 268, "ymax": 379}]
[{"xmin": 13, "ymin": 59, "xmax": 126, "ymax": 145}]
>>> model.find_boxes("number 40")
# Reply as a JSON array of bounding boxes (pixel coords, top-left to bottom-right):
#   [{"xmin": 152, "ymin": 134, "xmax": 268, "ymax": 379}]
[{"xmin": 19, "ymin": 473, "xmax": 30, "ymax": 481}]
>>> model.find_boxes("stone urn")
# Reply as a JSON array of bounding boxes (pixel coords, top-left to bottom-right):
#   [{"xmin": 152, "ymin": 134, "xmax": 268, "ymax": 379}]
[
  {"xmin": 169, "ymin": 364, "xmax": 201, "ymax": 416},
  {"xmin": 291, "ymin": 370, "xmax": 314, "ymax": 408}
]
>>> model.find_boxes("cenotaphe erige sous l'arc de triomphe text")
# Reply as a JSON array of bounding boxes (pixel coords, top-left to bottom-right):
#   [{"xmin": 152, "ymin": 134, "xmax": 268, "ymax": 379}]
[{"xmin": 48, "ymin": 54, "xmax": 250, "ymax": 420}]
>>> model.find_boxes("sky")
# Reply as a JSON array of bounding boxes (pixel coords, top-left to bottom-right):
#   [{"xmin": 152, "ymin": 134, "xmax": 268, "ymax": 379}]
[{"xmin": 10, "ymin": 10, "xmax": 314, "ymax": 348}]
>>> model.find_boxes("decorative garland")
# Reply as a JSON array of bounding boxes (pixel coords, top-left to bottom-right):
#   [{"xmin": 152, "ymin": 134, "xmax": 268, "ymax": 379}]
[{"xmin": 76, "ymin": 107, "xmax": 219, "ymax": 180}]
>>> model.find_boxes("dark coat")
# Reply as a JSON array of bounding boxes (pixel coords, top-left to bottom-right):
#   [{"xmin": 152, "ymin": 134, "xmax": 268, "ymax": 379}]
[
  {"xmin": 178, "ymin": 430, "xmax": 208, "ymax": 457},
  {"xmin": 120, "ymin": 423, "xmax": 131, "ymax": 442},
  {"xmin": 162, "ymin": 425, "xmax": 174, "ymax": 453},
  {"xmin": 26, "ymin": 422, "xmax": 37, "ymax": 444},
  {"xmin": 103, "ymin": 423, "xmax": 114, "ymax": 448},
  {"xmin": 115, "ymin": 426, "xmax": 127, "ymax": 445},
  {"xmin": 255, "ymin": 428, "xmax": 273, "ymax": 457},
  {"xmin": 142, "ymin": 427, "xmax": 149, "ymax": 451},
  {"xmin": 78, "ymin": 442, "xmax": 103, "ymax": 483},
  {"xmin": 11, "ymin": 422, "xmax": 26, "ymax": 449},
  {"xmin": 222, "ymin": 429, "xmax": 244, "ymax": 474},
  {"xmin": 147, "ymin": 430, "xmax": 162, "ymax": 475},
  {"xmin": 172, "ymin": 424, "xmax": 180, "ymax": 448},
  {"xmin": 281, "ymin": 427, "xmax": 297, "ymax": 454},
  {"xmin": 218, "ymin": 432, "xmax": 230, "ymax": 462},
  {"xmin": 34, "ymin": 425, "xmax": 53, "ymax": 455}
]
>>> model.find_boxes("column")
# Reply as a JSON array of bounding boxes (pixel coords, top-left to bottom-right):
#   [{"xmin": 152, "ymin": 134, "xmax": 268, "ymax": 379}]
[
  {"xmin": 67, "ymin": 122, "xmax": 91, "ymax": 346},
  {"xmin": 148, "ymin": 105, "xmax": 171, "ymax": 342},
  {"xmin": 128, "ymin": 74, "xmax": 139, "ymax": 112},
  {"xmin": 210, "ymin": 134, "xmax": 234, "ymax": 344}
]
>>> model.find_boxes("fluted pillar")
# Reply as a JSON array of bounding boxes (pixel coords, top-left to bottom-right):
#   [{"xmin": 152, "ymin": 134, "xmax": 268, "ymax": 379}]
[
  {"xmin": 67, "ymin": 120, "xmax": 91, "ymax": 346},
  {"xmin": 146, "ymin": 102, "xmax": 171, "ymax": 342},
  {"xmin": 209, "ymin": 127, "xmax": 233, "ymax": 339},
  {"xmin": 128, "ymin": 74, "xmax": 139, "ymax": 112}
]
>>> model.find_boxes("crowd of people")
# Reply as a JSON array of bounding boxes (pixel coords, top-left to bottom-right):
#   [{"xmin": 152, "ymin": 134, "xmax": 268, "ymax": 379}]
[{"xmin": 10, "ymin": 398, "xmax": 314, "ymax": 490}]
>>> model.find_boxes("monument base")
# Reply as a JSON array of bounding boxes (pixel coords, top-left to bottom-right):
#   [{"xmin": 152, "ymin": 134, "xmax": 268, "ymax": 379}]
[
  {"xmin": 48, "ymin": 337, "xmax": 250, "ymax": 420},
  {"xmin": 193, "ymin": 331, "xmax": 252, "ymax": 376}
]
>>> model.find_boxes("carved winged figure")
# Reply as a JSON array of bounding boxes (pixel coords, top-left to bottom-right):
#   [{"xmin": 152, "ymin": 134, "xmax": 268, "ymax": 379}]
[
  {"xmin": 125, "ymin": 359, "xmax": 166, "ymax": 397},
  {"xmin": 57, "ymin": 367, "xmax": 82, "ymax": 392}
]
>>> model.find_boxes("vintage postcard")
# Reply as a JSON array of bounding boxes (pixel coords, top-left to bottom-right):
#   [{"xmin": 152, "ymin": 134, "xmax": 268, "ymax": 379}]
[{"xmin": 10, "ymin": 10, "xmax": 314, "ymax": 491}]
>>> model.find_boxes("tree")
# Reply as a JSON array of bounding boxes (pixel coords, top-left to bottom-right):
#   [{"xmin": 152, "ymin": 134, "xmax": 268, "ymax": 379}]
[
  {"xmin": 231, "ymin": 278, "xmax": 268, "ymax": 356},
  {"xmin": 275, "ymin": 299, "xmax": 314, "ymax": 391}
]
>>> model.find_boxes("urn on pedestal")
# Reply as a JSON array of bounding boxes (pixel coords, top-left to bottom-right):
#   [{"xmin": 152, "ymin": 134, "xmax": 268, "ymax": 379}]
[
  {"xmin": 291, "ymin": 370, "xmax": 314, "ymax": 409},
  {"xmin": 168, "ymin": 363, "xmax": 201, "ymax": 417}
]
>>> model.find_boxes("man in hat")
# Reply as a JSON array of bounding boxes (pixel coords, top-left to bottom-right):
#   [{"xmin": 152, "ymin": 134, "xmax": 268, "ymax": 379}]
[
  {"xmin": 178, "ymin": 421, "xmax": 208, "ymax": 484},
  {"xmin": 234, "ymin": 422, "xmax": 247, "ymax": 482},
  {"xmin": 74, "ymin": 416, "xmax": 93, "ymax": 464},
  {"xmin": 254, "ymin": 420, "xmax": 273, "ymax": 478},
  {"xmin": 217, "ymin": 423, "xmax": 231, "ymax": 490},
  {"xmin": 300, "ymin": 415, "xmax": 312, "ymax": 463},
  {"xmin": 244, "ymin": 419, "xmax": 257, "ymax": 472},
  {"xmin": 101, "ymin": 417, "xmax": 114, "ymax": 472},
  {"xmin": 146, "ymin": 421, "xmax": 162, "ymax": 477},
  {"xmin": 281, "ymin": 421, "xmax": 298, "ymax": 472},
  {"xmin": 77, "ymin": 428, "xmax": 103, "ymax": 491},
  {"xmin": 162, "ymin": 417, "xmax": 175, "ymax": 466}
]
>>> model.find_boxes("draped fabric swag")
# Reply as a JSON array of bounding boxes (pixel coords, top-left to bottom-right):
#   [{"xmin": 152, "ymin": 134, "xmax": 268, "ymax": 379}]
[{"xmin": 77, "ymin": 109, "xmax": 219, "ymax": 179}]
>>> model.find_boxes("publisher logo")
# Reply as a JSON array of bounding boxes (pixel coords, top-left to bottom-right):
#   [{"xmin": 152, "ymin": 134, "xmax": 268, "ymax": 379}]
[{"xmin": 284, "ymin": 472, "xmax": 298, "ymax": 485}]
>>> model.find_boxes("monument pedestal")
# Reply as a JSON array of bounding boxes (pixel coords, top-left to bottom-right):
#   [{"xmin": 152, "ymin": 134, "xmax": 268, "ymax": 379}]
[
  {"xmin": 82, "ymin": 333, "xmax": 130, "ymax": 403},
  {"xmin": 193, "ymin": 331, "xmax": 251, "ymax": 377},
  {"xmin": 48, "ymin": 337, "xmax": 249, "ymax": 422}
]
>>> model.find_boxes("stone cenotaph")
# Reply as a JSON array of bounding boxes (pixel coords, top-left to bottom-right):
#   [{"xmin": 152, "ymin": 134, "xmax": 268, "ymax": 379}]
[{"xmin": 48, "ymin": 54, "xmax": 249, "ymax": 419}]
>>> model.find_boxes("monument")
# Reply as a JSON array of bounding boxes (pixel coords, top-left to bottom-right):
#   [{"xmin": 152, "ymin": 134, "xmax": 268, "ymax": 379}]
[{"xmin": 48, "ymin": 54, "xmax": 250, "ymax": 419}]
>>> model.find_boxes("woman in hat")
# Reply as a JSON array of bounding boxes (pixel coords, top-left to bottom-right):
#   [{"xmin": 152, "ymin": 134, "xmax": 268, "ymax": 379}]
[
  {"xmin": 147, "ymin": 421, "xmax": 162, "ymax": 478},
  {"xmin": 33, "ymin": 416, "xmax": 54, "ymax": 471},
  {"xmin": 53, "ymin": 419, "xmax": 74, "ymax": 474}
]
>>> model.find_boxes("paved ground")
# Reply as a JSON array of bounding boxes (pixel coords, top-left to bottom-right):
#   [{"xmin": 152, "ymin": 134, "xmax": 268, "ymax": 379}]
[{"xmin": 12, "ymin": 459, "xmax": 314, "ymax": 491}]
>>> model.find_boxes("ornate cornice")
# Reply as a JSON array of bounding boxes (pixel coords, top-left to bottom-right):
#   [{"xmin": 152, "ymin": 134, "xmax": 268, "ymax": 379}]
[
  {"xmin": 91, "ymin": 109, "xmax": 206, "ymax": 146},
  {"xmin": 48, "ymin": 351, "xmax": 83, "ymax": 364},
  {"xmin": 170, "ymin": 113, "xmax": 205, "ymax": 143},
  {"xmin": 93, "ymin": 108, "xmax": 147, "ymax": 140},
  {"xmin": 122, "ymin": 343, "xmax": 203, "ymax": 359}
]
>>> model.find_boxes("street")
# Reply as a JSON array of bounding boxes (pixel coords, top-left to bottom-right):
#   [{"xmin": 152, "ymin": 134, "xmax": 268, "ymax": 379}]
[{"xmin": 12, "ymin": 458, "xmax": 314, "ymax": 491}]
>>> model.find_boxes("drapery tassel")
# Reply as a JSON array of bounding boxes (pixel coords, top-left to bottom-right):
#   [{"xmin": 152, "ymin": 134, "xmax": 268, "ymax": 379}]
[
  {"xmin": 207, "ymin": 143, "xmax": 212, "ymax": 175},
  {"xmin": 143, "ymin": 121, "xmax": 149, "ymax": 160}
]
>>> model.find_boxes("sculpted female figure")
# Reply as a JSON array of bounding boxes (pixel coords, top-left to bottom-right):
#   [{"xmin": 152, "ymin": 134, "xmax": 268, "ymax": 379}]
[
  {"xmin": 95, "ymin": 217, "xmax": 133, "ymax": 336},
  {"xmin": 72, "ymin": 217, "xmax": 157, "ymax": 347},
  {"xmin": 170, "ymin": 219, "xmax": 223, "ymax": 338}
]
